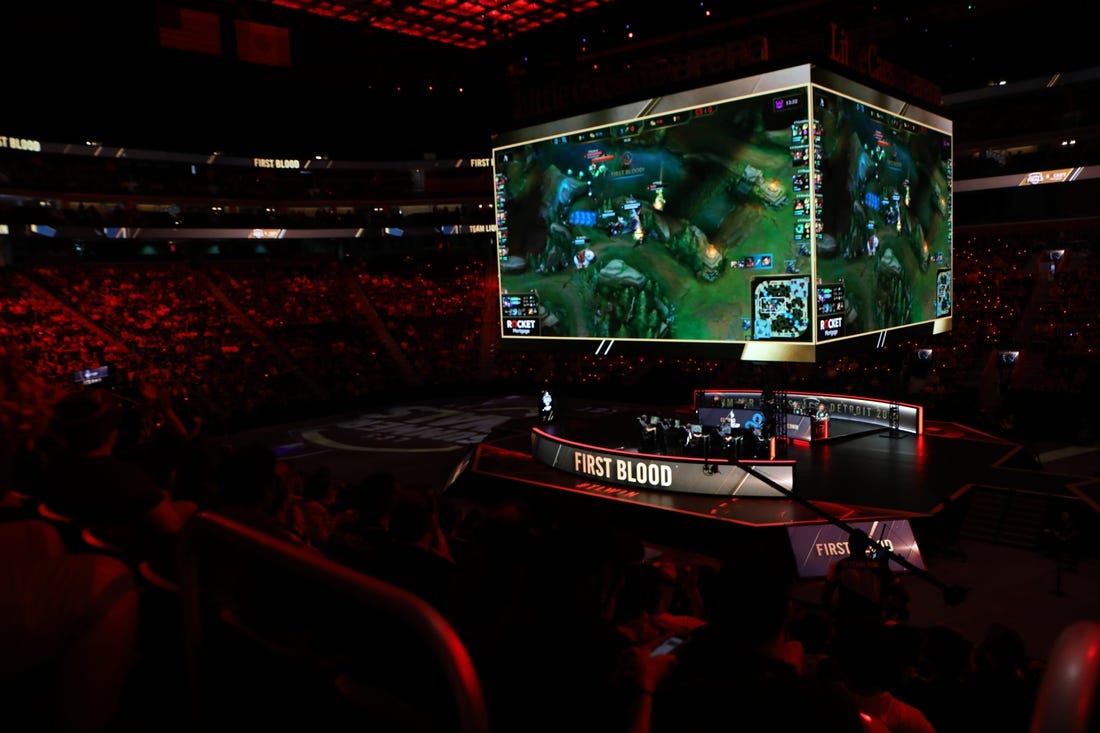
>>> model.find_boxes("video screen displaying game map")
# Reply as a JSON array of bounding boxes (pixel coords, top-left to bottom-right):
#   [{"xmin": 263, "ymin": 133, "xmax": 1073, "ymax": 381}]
[
  {"xmin": 812, "ymin": 90, "xmax": 952, "ymax": 342},
  {"xmin": 494, "ymin": 87, "xmax": 812, "ymax": 344}
]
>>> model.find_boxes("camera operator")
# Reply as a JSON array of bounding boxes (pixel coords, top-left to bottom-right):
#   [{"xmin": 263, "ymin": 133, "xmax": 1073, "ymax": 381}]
[{"xmin": 821, "ymin": 529, "xmax": 907, "ymax": 631}]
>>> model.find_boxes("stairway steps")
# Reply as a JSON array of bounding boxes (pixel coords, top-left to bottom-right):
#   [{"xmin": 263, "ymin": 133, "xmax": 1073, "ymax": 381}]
[
  {"xmin": 961, "ymin": 490, "xmax": 1007, "ymax": 541},
  {"xmin": 959, "ymin": 488, "xmax": 1049, "ymax": 549},
  {"xmin": 999, "ymin": 494, "xmax": 1048, "ymax": 549}
]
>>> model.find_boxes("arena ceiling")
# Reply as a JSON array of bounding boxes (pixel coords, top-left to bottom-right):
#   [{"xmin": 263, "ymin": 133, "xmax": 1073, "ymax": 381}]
[
  {"xmin": 5, "ymin": 2, "xmax": 1094, "ymax": 158},
  {"xmin": 228, "ymin": 0, "xmax": 1095, "ymax": 94},
  {"xmin": 246, "ymin": 0, "xmax": 615, "ymax": 49}
]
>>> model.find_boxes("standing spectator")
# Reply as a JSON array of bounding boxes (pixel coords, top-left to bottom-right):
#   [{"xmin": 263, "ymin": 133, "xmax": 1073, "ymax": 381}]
[{"xmin": 1044, "ymin": 509, "xmax": 1081, "ymax": 571}]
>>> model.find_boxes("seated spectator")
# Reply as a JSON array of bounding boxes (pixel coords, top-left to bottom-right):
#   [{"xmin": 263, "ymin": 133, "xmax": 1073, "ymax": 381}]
[
  {"xmin": 902, "ymin": 623, "xmax": 977, "ymax": 733},
  {"xmin": 445, "ymin": 497, "xmax": 542, "ymax": 676},
  {"xmin": 0, "ymin": 344, "xmax": 65, "ymax": 507},
  {"xmin": 211, "ymin": 443, "xmax": 307, "ymax": 549},
  {"xmin": 273, "ymin": 459, "xmax": 305, "ymax": 514},
  {"xmin": 833, "ymin": 622, "xmax": 937, "ymax": 733},
  {"xmin": 326, "ymin": 470, "xmax": 400, "ymax": 569},
  {"xmin": 461, "ymin": 517, "xmax": 641, "ymax": 733},
  {"xmin": 0, "ymin": 519, "xmax": 141, "ymax": 733},
  {"xmin": 40, "ymin": 389, "xmax": 193, "ymax": 574},
  {"xmin": 612, "ymin": 558, "xmax": 707, "ymax": 647},
  {"xmin": 966, "ymin": 623, "xmax": 1041, "ymax": 733},
  {"xmin": 167, "ymin": 432, "xmax": 226, "ymax": 509},
  {"xmin": 786, "ymin": 604, "xmax": 838, "ymax": 680},
  {"xmin": 367, "ymin": 486, "xmax": 458, "ymax": 614},
  {"xmin": 646, "ymin": 544, "xmax": 865, "ymax": 732},
  {"xmin": 287, "ymin": 465, "xmax": 338, "ymax": 548},
  {"xmin": 200, "ymin": 444, "xmax": 328, "ymax": 653}
]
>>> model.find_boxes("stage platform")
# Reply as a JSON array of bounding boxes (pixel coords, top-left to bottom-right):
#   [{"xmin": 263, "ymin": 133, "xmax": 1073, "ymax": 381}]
[
  {"xmin": 446, "ymin": 396, "xmax": 1096, "ymax": 562},
  {"xmin": 233, "ymin": 392, "xmax": 1098, "ymax": 558},
  {"xmin": 462, "ymin": 399, "xmax": 1084, "ymax": 516}
]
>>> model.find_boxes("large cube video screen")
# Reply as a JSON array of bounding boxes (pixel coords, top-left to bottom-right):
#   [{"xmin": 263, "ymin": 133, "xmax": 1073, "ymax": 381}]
[
  {"xmin": 813, "ymin": 89, "xmax": 953, "ymax": 345},
  {"xmin": 492, "ymin": 66, "xmax": 952, "ymax": 362}
]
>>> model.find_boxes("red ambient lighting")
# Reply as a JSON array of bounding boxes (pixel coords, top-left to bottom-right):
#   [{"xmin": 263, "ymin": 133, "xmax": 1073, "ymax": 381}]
[{"xmin": 259, "ymin": 0, "xmax": 610, "ymax": 49}]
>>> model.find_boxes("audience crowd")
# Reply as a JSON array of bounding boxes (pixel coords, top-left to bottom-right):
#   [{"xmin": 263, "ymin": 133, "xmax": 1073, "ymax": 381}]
[{"xmin": 0, "ymin": 224, "xmax": 1097, "ymax": 732}]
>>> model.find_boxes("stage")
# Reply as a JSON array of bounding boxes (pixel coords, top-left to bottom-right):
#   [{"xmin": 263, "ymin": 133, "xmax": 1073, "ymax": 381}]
[{"xmin": 235, "ymin": 391, "xmax": 1097, "ymax": 559}]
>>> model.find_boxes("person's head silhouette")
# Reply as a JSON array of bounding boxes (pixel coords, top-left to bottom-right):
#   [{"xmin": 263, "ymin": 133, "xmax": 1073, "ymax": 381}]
[
  {"xmin": 847, "ymin": 529, "xmax": 870, "ymax": 558},
  {"xmin": 52, "ymin": 389, "xmax": 123, "ymax": 455}
]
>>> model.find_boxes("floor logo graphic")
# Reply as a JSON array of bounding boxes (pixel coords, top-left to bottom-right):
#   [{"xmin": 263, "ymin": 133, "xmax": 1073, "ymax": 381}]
[{"xmin": 295, "ymin": 400, "xmax": 534, "ymax": 454}]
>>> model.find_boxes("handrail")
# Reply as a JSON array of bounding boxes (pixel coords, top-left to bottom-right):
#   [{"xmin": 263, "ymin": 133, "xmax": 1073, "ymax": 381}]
[
  {"xmin": 1029, "ymin": 620, "xmax": 1100, "ymax": 733},
  {"xmin": 177, "ymin": 510, "xmax": 490, "ymax": 733}
]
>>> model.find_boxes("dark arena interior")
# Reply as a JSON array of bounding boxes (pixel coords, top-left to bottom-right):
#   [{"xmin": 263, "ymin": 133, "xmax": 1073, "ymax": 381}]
[{"xmin": 1, "ymin": 2, "xmax": 1099, "ymax": 732}]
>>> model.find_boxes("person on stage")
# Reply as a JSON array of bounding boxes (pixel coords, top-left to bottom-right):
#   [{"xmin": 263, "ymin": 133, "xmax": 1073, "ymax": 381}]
[
  {"xmin": 654, "ymin": 418, "xmax": 669, "ymax": 455},
  {"xmin": 638, "ymin": 415, "xmax": 657, "ymax": 451}
]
